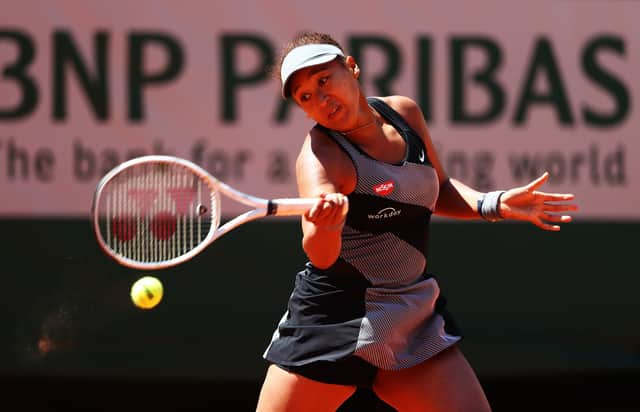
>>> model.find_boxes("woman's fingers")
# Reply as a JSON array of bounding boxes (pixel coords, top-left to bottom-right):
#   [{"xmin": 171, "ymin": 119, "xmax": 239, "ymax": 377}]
[
  {"xmin": 326, "ymin": 194, "xmax": 349, "ymax": 222},
  {"xmin": 525, "ymin": 171, "xmax": 550, "ymax": 191},
  {"xmin": 533, "ymin": 216, "xmax": 561, "ymax": 232},
  {"xmin": 306, "ymin": 199, "xmax": 324, "ymax": 220},
  {"xmin": 542, "ymin": 213, "xmax": 572, "ymax": 223},
  {"xmin": 502, "ymin": 172, "xmax": 578, "ymax": 231},
  {"xmin": 530, "ymin": 209, "xmax": 573, "ymax": 231},
  {"xmin": 539, "ymin": 192, "xmax": 575, "ymax": 201},
  {"xmin": 543, "ymin": 203, "xmax": 579, "ymax": 213},
  {"xmin": 306, "ymin": 193, "xmax": 348, "ymax": 225}
]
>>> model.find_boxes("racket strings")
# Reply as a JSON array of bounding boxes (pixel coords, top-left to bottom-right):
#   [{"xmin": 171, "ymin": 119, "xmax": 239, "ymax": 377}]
[{"xmin": 97, "ymin": 162, "xmax": 219, "ymax": 263}]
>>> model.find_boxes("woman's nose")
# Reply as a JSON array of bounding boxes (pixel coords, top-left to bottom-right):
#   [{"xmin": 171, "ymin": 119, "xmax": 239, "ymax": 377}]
[{"xmin": 316, "ymin": 91, "xmax": 329, "ymax": 106}]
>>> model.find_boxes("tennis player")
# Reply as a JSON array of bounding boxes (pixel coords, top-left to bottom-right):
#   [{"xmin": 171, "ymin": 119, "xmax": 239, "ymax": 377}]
[{"xmin": 257, "ymin": 31, "xmax": 577, "ymax": 412}]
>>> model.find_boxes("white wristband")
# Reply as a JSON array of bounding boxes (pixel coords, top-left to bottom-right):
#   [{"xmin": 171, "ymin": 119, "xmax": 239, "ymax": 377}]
[{"xmin": 478, "ymin": 191, "xmax": 506, "ymax": 222}]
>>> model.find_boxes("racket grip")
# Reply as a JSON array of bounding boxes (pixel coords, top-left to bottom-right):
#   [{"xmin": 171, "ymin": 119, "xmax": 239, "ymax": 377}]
[{"xmin": 269, "ymin": 197, "xmax": 321, "ymax": 216}]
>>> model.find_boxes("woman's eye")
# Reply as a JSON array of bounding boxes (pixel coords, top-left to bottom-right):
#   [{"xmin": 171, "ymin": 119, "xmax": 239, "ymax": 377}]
[
  {"xmin": 300, "ymin": 93, "xmax": 310, "ymax": 102},
  {"xmin": 319, "ymin": 76, "xmax": 328, "ymax": 86}
]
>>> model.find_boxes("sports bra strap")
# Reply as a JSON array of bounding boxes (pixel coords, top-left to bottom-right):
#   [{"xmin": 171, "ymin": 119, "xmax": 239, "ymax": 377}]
[
  {"xmin": 367, "ymin": 97, "xmax": 430, "ymax": 167},
  {"xmin": 367, "ymin": 97, "xmax": 413, "ymax": 133}
]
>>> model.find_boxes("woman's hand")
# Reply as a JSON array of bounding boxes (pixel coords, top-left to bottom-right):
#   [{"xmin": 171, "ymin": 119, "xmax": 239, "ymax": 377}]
[
  {"xmin": 305, "ymin": 192, "xmax": 349, "ymax": 231},
  {"xmin": 302, "ymin": 192, "xmax": 349, "ymax": 268},
  {"xmin": 499, "ymin": 172, "xmax": 578, "ymax": 231}
]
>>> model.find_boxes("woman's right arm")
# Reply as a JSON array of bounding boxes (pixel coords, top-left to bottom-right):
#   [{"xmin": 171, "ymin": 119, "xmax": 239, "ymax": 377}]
[{"xmin": 295, "ymin": 130, "xmax": 354, "ymax": 269}]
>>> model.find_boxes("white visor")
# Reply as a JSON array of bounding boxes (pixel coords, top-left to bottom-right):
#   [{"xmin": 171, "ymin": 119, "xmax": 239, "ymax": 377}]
[{"xmin": 280, "ymin": 44, "xmax": 344, "ymax": 98}]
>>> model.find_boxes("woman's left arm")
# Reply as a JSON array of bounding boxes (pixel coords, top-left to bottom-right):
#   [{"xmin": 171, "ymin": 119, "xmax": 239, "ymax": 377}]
[{"xmin": 393, "ymin": 95, "xmax": 578, "ymax": 231}]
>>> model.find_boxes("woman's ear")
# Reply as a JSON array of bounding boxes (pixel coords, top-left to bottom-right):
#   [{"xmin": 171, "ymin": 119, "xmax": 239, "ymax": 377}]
[{"xmin": 345, "ymin": 56, "xmax": 360, "ymax": 79}]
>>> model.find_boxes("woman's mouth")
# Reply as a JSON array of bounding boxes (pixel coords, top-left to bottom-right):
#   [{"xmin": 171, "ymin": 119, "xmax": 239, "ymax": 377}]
[{"xmin": 328, "ymin": 104, "xmax": 341, "ymax": 119}]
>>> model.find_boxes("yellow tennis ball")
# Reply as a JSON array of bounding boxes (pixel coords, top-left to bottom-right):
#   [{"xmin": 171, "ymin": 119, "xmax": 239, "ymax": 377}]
[{"xmin": 130, "ymin": 276, "xmax": 164, "ymax": 309}]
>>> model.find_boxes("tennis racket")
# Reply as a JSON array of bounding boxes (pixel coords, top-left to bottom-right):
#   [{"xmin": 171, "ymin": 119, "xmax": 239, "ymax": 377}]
[{"xmin": 92, "ymin": 155, "xmax": 322, "ymax": 270}]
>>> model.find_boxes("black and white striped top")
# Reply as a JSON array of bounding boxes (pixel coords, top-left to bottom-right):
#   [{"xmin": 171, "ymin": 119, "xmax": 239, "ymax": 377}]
[{"xmin": 264, "ymin": 97, "xmax": 461, "ymax": 371}]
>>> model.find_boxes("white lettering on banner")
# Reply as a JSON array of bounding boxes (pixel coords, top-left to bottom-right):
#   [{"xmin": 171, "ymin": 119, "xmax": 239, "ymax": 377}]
[{"xmin": 0, "ymin": 0, "xmax": 637, "ymax": 219}]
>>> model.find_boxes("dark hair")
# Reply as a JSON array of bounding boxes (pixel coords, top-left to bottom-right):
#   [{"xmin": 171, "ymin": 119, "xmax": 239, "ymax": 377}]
[{"xmin": 272, "ymin": 31, "xmax": 346, "ymax": 94}]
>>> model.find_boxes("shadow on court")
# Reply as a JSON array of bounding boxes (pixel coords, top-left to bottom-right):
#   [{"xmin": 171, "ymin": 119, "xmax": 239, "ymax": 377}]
[
  {"xmin": 1, "ymin": 220, "xmax": 638, "ymax": 411},
  {"xmin": 1, "ymin": 371, "xmax": 638, "ymax": 411}
]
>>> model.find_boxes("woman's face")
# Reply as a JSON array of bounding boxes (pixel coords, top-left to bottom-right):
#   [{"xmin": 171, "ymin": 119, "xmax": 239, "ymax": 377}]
[{"xmin": 288, "ymin": 57, "xmax": 361, "ymax": 131}]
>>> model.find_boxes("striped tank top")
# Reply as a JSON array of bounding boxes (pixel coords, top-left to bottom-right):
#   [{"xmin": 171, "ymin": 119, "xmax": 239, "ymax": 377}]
[{"xmin": 264, "ymin": 97, "xmax": 461, "ymax": 371}]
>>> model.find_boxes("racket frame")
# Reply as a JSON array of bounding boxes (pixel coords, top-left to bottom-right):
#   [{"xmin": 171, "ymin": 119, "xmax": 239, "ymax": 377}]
[{"xmin": 92, "ymin": 155, "xmax": 318, "ymax": 270}]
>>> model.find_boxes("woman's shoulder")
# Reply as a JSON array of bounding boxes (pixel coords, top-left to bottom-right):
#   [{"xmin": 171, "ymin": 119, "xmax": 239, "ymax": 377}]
[
  {"xmin": 295, "ymin": 126, "xmax": 356, "ymax": 194},
  {"xmin": 297, "ymin": 125, "xmax": 348, "ymax": 166},
  {"xmin": 372, "ymin": 95, "xmax": 426, "ymax": 126}
]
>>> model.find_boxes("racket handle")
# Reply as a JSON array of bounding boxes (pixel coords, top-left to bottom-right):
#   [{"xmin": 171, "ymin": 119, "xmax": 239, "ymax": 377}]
[{"xmin": 268, "ymin": 197, "xmax": 320, "ymax": 216}]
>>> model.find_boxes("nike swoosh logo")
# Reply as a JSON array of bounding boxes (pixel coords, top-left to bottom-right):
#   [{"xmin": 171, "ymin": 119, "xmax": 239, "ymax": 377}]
[{"xmin": 418, "ymin": 149, "xmax": 425, "ymax": 163}]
